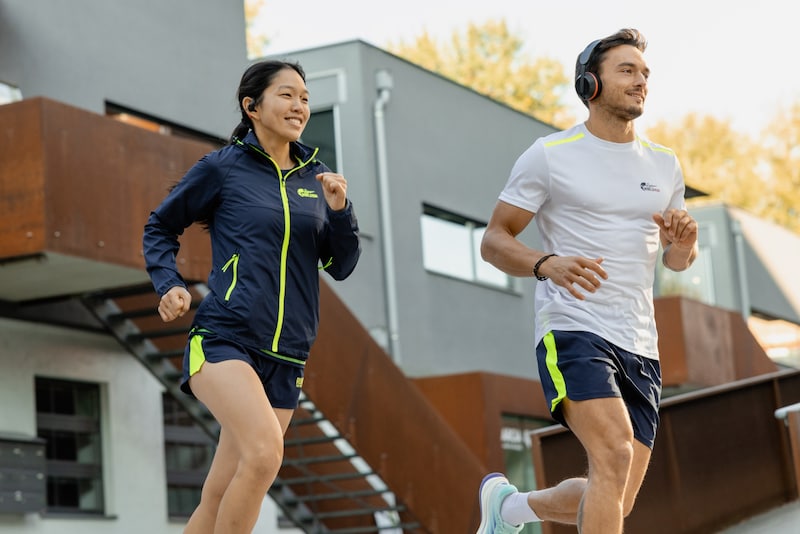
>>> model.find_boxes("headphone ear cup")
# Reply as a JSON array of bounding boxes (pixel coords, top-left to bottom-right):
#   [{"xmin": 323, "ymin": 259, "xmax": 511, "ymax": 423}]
[{"xmin": 576, "ymin": 72, "xmax": 601, "ymax": 102}]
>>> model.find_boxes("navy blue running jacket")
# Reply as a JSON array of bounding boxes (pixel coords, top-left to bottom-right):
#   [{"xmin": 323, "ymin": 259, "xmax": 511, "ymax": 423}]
[{"xmin": 143, "ymin": 131, "xmax": 361, "ymax": 366}]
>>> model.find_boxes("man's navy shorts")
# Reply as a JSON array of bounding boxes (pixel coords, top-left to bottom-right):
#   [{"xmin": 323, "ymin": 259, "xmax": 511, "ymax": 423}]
[
  {"xmin": 536, "ymin": 330, "xmax": 662, "ymax": 448},
  {"xmin": 181, "ymin": 331, "xmax": 304, "ymax": 409}
]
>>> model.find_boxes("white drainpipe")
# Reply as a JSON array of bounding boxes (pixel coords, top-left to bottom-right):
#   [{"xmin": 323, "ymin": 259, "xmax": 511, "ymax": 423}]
[
  {"xmin": 732, "ymin": 218, "xmax": 750, "ymax": 319},
  {"xmin": 373, "ymin": 69, "xmax": 401, "ymax": 365}
]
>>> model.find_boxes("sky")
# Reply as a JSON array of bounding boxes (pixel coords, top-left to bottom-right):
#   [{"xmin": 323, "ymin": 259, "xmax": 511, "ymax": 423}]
[{"xmin": 253, "ymin": 0, "xmax": 797, "ymax": 136}]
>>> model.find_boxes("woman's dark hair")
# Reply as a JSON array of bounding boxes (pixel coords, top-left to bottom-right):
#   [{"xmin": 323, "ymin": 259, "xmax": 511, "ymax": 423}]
[{"xmin": 229, "ymin": 60, "xmax": 306, "ymax": 143}]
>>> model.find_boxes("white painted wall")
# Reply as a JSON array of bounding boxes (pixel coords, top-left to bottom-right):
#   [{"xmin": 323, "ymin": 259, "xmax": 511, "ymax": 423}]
[{"xmin": 0, "ymin": 317, "xmax": 301, "ymax": 533}]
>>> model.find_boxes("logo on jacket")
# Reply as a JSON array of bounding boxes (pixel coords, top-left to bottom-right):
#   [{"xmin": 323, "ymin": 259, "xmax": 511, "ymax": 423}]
[
  {"xmin": 640, "ymin": 182, "xmax": 661, "ymax": 192},
  {"xmin": 297, "ymin": 188, "xmax": 319, "ymax": 198}
]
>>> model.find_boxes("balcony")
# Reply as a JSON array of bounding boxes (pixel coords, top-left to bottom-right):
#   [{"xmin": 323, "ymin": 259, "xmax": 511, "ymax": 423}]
[{"xmin": 0, "ymin": 98, "xmax": 214, "ymax": 302}]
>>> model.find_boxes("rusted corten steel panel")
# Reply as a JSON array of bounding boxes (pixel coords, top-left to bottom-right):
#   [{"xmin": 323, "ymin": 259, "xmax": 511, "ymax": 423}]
[
  {"xmin": 0, "ymin": 97, "xmax": 214, "ymax": 280},
  {"xmin": 413, "ymin": 372, "xmax": 551, "ymax": 471},
  {"xmin": 305, "ymin": 282, "xmax": 488, "ymax": 533},
  {"xmin": 0, "ymin": 99, "xmax": 47, "ymax": 256},
  {"xmin": 535, "ymin": 370, "xmax": 800, "ymax": 534},
  {"xmin": 655, "ymin": 296, "xmax": 777, "ymax": 387}
]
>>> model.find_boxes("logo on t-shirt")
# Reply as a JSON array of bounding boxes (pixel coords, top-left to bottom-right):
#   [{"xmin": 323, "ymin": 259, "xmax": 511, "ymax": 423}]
[{"xmin": 640, "ymin": 182, "xmax": 661, "ymax": 192}]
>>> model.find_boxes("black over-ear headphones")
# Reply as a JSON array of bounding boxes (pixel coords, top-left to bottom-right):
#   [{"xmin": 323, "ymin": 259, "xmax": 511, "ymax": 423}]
[{"xmin": 575, "ymin": 39, "xmax": 602, "ymax": 102}]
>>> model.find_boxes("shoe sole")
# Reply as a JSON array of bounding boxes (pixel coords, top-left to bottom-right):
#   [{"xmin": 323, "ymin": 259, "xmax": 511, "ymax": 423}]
[{"xmin": 476, "ymin": 472, "xmax": 507, "ymax": 534}]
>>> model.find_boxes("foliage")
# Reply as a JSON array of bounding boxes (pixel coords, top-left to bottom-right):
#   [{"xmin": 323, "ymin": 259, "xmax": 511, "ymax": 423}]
[
  {"xmin": 389, "ymin": 20, "xmax": 575, "ymax": 129},
  {"xmin": 244, "ymin": 0, "xmax": 269, "ymax": 59},
  {"xmin": 646, "ymin": 112, "xmax": 800, "ymax": 234}
]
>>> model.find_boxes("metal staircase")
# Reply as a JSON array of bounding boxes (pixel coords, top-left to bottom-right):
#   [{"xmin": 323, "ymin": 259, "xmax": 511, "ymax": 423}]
[{"xmin": 80, "ymin": 282, "xmax": 422, "ymax": 533}]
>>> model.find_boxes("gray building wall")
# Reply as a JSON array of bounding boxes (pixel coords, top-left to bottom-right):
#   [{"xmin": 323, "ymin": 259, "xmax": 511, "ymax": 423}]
[
  {"xmin": 280, "ymin": 41, "xmax": 555, "ymax": 378},
  {"xmin": 0, "ymin": 0, "xmax": 248, "ymax": 137},
  {"xmin": 687, "ymin": 203, "xmax": 800, "ymax": 323}
]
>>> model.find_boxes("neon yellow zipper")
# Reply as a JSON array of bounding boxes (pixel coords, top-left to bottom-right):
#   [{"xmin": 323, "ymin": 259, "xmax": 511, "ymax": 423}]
[
  {"xmin": 221, "ymin": 253, "xmax": 240, "ymax": 301},
  {"xmin": 236, "ymin": 140, "xmax": 319, "ymax": 352}
]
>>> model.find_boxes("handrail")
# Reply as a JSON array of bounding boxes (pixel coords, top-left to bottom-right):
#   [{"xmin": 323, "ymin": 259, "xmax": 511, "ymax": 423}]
[{"xmin": 775, "ymin": 401, "xmax": 800, "ymax": 421}]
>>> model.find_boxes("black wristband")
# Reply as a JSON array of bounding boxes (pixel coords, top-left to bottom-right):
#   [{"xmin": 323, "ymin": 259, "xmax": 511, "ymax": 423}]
[{"xmin": 533, "ymin": 253, "xmax": 557, "ymax": 281}]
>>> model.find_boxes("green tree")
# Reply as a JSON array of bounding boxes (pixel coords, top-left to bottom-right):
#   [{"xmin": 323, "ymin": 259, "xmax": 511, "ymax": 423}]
[
  {"xmin": 245, "ymin": 0, "xmax": 269, "ymax": 59},
  {"xmin": 646, "ymin": 114, "xmax": 768, "ymax": 215},
  {"xmin": 647, "ymin": 112, "xmax": 800, "ymax": 235},
  {"xmin": 760, "ymin": 103, "xmax": 800, "ymax": 233},
  {"xmin": 390, "ymin": 20, "xmax": 574, "ymax": 129}
]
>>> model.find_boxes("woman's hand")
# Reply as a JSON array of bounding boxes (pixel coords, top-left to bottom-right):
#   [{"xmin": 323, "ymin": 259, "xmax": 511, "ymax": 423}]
[
  {"xmin": 316, "ymin": 172, "xmax": 348, "ymax": 211},
  {"xmin": 158, "ymin": 285, "xmax": 192, "ymax": 322}
]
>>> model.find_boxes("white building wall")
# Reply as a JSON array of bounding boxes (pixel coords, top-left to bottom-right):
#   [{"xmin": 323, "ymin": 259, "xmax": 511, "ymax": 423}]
[{"xmin": 0, "ymin": 317, "xmax": 299, "ymax": 534}]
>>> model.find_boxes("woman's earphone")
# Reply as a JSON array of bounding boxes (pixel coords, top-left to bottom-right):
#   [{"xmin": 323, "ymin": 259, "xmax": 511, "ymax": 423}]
[{"xmin": 574, "ymin": 39, "xmax": 602, "ymax": 102}]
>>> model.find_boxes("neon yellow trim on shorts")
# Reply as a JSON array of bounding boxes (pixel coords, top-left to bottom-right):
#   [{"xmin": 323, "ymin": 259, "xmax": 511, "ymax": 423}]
[
  {"xmin": 260, "ymin": 348, "xmax": 306, "ymax": 367},
  {"xmin": 544, "ymin": 331, "xmax": 567, "ymax": 413},
  {"xmin": 189, "ymin": 334, "xmax": 206, "ymax": 377}
]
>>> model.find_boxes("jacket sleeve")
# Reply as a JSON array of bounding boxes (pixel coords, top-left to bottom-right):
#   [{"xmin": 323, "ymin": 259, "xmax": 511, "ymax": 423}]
[
  {"xmin": 142, "ymin": 154, "xmax": 223, "ymax": 296},
  {"xmin": 319, "ymin": 199, "xmax": 361, "ymax": 281}
]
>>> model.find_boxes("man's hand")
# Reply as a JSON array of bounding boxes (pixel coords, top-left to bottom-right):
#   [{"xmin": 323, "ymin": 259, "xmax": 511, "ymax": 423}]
[
  {"xmin": 539, "ymin": 255, "xmax": 608, "ymax": 300},
  {"xmin": 653, "ymin": 209, "xmax": 699, "ymax": 271}
]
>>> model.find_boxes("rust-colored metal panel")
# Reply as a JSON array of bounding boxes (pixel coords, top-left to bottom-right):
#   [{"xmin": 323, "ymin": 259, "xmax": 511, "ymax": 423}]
[
  {"xmin": 0, "ymin": 99, "xmax": 47, "ymax": 256},
  {"xmin": 0, "ymin": 98, "xmax": 215, "ymax": 294},
  {"xmin": 305, "ymin": 282, "xmax": 489, "ymax": 533},
  {"xmin": 413, "ymin": 372, "xmax": 551, "ymax": 471},
  {"xmin": 37, "ymin": 98, "xmax": 214, "ymax": 274},
  {"xmin": 656, "ymin": 296, "xmax": 777, "ymax": 387},
  {"xmin": 534, "ymin": 370, "xmax": 800, "ymax": 534},
  {"xmin": 655, "ymin": 296, "xmax": 689, "ymax": 385}
]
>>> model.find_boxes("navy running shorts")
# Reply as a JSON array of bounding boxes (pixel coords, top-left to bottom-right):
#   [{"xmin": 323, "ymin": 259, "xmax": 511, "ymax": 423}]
[
  {"xmin": 181, "ymin": 332, "xmax": 304, "ymax": 409},
  {"xmin": 536, "ymin": 330, "xmax": 662, "ymax": 448}
]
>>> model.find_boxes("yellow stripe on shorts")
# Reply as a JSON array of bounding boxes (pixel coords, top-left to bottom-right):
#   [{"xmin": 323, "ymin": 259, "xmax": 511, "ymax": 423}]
[
  {"xmin": 544, "ymin": 331, "xmax": 567, "ymax": 412},
  {"xmin": 189, "ymin": 334, "xmax": 206, "ymax": 377}
]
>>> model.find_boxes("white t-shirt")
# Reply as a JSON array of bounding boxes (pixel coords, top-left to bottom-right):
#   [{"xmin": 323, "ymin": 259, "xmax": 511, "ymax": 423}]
[{"xmin": 499, "ymin": 123, "xmax": 686, "ymax": 360}]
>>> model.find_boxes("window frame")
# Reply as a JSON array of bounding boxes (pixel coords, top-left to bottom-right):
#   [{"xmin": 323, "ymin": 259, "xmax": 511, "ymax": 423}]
[{"xmin": 35, "ymin": 377, "xmax": 105, "ymax": 516}]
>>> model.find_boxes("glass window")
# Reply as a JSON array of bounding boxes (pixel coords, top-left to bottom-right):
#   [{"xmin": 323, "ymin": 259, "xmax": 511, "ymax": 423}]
[
  {"xmin": 655, "ymin": 223, "xmax": 716, "ymax": 305},
  {"xmin": 301, "ymin": 108, "xmax": 338, "ymax": 171},
  {"xmin": 162, "ymin": 394, "xmax": 215, "ymax": 519},
  {"xmin": 105, "ymin": 102, "xmax": 225, "ymax": 146},
  {"xmin": 501, "ymin": 415, "xmax": 552, "ymax": 534},
  {"xmin": 421, "ymin": 204, "xmax": 512, "ymax": 289},
  {"xmin": 35, "ymin": 377, "xmax": 104, "ymax": 514},
  {"xmin": 0, "ymin": 82, "xmax": 22, "ymax": 105}
]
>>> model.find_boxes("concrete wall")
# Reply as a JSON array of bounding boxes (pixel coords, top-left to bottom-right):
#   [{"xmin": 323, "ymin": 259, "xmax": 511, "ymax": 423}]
[
  {"xmin": 0, "ymin": 317, "xmax": 183, "ymax": 534},
  {"xmin": 281, "ymin": 41, "xmax": 554, "ymax": 379},
  {"xmin": 0, "ymin": 0, "xmax": 248, "ymax": 138},
  {"xmin": 0, "ymin": 317, "xmax": 300, "ymax": 533}
]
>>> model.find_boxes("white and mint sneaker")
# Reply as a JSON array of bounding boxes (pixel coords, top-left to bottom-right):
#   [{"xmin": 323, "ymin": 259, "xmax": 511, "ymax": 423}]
[{"xmin": 476, "ymin": 472, "xmax": 523, "ymax": 534}]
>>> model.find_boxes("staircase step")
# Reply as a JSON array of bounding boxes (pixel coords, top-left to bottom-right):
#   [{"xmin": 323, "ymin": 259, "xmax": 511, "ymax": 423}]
[
  {"xmin": 292, "ymin": 488, "xmax": 387, "ymax": 504},
  {"xmin": 281, "ymin": 453, "xmax": 359, "ymax": 467},
  {"xmin": 328, "ymin": 523, "xmax": 422, "ymax": 534},
  {"xmin": 126, "ymin": 327, "xmax": 191, "ymax": 342},
  {"xmin": 284, "ymin": 434, "xmax": 341, "ymax": 447},
  {"xmin": 314, "ymin": 504, "xmax": 407, "ymax": 520},
  {"xmin": 146, "ymin": 348, "xmax": 185, "ymax": 361},
  {"xmin": 276, "ymin": 471, "xmax": 376, "ymax": 486}
]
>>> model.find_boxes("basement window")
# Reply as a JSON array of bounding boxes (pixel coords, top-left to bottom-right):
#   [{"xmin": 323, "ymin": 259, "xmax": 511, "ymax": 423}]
[
  {"xmin": 162, "ymin": 394, "xmax": 215, "ymax": 519},
  {"xmin": 421, "ymin": 204, "xmax": 512, "ymax": 289},
  {"xmin": 35, "ymin": 377, "xmax": 105, "ymax": 515}
]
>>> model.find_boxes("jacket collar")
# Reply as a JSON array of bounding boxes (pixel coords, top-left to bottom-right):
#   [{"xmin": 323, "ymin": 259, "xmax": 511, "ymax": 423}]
[{"xmin": 239, "ymin": 130, "xmax": 317, "ymax": 165}]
